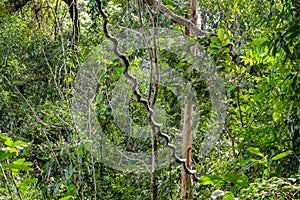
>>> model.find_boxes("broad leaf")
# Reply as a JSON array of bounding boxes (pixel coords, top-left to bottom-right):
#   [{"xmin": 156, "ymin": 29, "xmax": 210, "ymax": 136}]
[
  {"xmin": 222, "ymin": 192, "xmax": 235, "ymax": 200},
  {"xmin": 271, "ymin": 150, "xmax": 293, "ymax": 161},
  {"xmin": 2, "ymin": 163, "xmax": 33, "ymax": 171},
  {"xmin": 246, "ymin": 147, "xmax": 264, "ymax": 157},
  {"xmin": 217, "ymin": 29, "xmax": 225, "ymax": 41},
  {"xmin": 198, "ymin": 175, "xmax": 222, "ymax": 185}
]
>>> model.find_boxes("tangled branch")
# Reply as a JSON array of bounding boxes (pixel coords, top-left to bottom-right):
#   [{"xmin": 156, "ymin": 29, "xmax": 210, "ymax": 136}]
[
  {"xmin": 96, "ymin": 0, "xmax": 199, "ymax": 180},
  {"xmin": 153, "ymin": 1, "xmax": 208, "ymax": 37}
]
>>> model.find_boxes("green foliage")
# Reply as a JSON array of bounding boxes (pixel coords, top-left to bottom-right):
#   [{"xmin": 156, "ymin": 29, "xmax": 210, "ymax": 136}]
[
  {"xmin": 0, "ymin": 0, "xmax": 299, "ymax": 199},
  {"xmin": 0, "ymin": 134, "xmax": 38, "ymax": 198},
  {"xmin": 239, "ymin": 176, "xmax": 300, "ymax": 199}
]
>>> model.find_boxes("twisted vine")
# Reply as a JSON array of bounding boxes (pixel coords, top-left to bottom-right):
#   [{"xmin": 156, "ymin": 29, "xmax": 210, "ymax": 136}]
[{"xmin": 96, "ymin": 0, "xmax": 199, "ymax": 180}]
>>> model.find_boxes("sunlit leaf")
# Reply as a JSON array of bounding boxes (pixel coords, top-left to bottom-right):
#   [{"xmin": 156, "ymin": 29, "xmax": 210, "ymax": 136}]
[
  {"xmin": 59, "ymin": 196, "xmax": 73, "ymax": 200},
  {"xmin": 246, "ymin": 147, "xmax": 264, "ymax": 157},
  {"xmin": 222, "ymin": 192, "xmax": 235, "ymax": 200},
  {"xmin": 271, "ymin": 150, "xmax": 293, "ymax": 161},
  {"xmin": 217, "ymin": 29, "xmax": 225, "ymax": 41},
  {"xmin": 211, "ymin": 36, "xmax": 221, "ymax": 45},
  {"xmin": 2, "ymin": 163, "xmax": 33, "ymax": 171},
  {"xmin": 198, "ymin": 175, "xmax": 222, "ymax": 185}
]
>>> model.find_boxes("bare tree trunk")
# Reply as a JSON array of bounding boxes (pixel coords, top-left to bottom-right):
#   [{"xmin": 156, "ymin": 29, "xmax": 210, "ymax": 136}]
[
  {"xmin": 181, "ymin": 104, "xmax": 193, "ymax": 199},
  {"xmin": 150, "ymin": 14, "xmax": 159, "ymax": 200},
  {"xmin": 181, "ymin": 0, "xmax": 197, "ymax": 199},
  {"xmin": 151, "ymin": 127, "xmax": 159, "ymax": 200}
]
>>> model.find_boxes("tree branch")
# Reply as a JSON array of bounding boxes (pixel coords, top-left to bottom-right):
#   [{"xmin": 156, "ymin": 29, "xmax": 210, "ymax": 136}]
[
  {"xmin": 151, "ymin": 1, "xmax": 209, "ymax": 37},
  {"xmin": 96, "ymin": 0, "xmax": 199, "ymax": 180}
]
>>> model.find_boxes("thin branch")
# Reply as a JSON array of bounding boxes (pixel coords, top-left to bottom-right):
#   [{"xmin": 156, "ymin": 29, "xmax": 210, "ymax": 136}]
[
  {"xmin": 96, "ymin": 0, "xmax": 199, "ymax": 180},
  {"xmin": 150, "ymin": 1, "xmax": 209, "ymax": 37},
  {"xmin": 237, "ymin": 87, "xmax": 244, "ymax": 127},
  {"xmin": 150, "ymin": 5, "xmax": 160, "ymax": 199},
  {"xmin": 137, "ymin": 0, "xmax": 154, "ymax": 102},
  {"xmin": 145, "ymin": 2, "xmax": 160, "ymax": 107}
]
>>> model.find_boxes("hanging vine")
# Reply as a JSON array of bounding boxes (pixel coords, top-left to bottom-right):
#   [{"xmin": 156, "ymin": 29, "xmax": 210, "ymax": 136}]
[{"xmin": 95, "ymin": 0, "xmax": 200, "ymax": 180}]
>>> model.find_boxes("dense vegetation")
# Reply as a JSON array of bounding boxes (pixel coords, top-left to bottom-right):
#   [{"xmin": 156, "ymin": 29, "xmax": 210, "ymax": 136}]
[{"xmin": 0, "ymin": 0, "xmax": 299, "ymax": 199}]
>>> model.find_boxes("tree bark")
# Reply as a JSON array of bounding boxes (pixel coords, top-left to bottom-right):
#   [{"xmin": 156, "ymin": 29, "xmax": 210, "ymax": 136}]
[
  {"xmin": 151, "ymin": 127, "xmax": 159, "ymax": 200},
  {"xmin": 181, "ymin": 104, "xmax": 193, "ymax": 199},
  {"xmin": 181, "ymin": 0, "xmax": 197, "ymax": 199},
  {"xmin": 152, "ymin": 0, "xmax": 208, "ymax": 37}
]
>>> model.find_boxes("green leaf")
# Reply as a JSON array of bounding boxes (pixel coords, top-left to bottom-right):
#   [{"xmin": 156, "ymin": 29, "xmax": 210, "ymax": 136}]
[
  {"xmin": 270, "ymin": 150, "xmax": 293, "ymax": 161},
  {"xmin": 217, "ymin": 29, "xmax": 225, "ymax": 41},
  {"xmin": 273, "ymin": 111, "xmax": 282, "ymax": 122},
  {"xmin": 263, "ymin": 168, "xmax": 269, "ymax": 176},
  {"xmin": 223, "ymin": 172, "xmax": 237, "ymax": 183},
  {"xmin": 0, "ymin": 151, "xmax": 13, "ymax": 161},
  {"xmin": 0, "ymin": 134, "xmax": 12, "ymax": 142},
  {"xmin": 252, "ymin": 38, "xmax": 266, "ymax": 47},
  {"xmin": 13, "ymin": 140, "xmax": 29, "ymax": 149},
  {"xmin": 4, "ymin": 139, "xmax": 13, "ymax": 147},
  {"xmin": 222, "ymin": 192, "xmax": 235, "ymax": 200},
  {"xmin": 59, "ymin": 196, "xmax": 73, "ymax": 200},
  {"xmin": 13, "ymin": 158, "xmax": 26, "ymax": 164},
  {"xmin": 198, "ymin": 175, "xmax": 222, "ymax": 185},
  {"xmin": 250, "ymin": 158, "xmax": 267, "ymax": 166},
  {"xmin": 236, "ymin": 175, "xmax": 248, "ymax": 188},
  {"xmin": 21, "ymin": 177, "xmax": 38, "ymax": 184},
  {"xmin": 3, "ymin": 158, "xmax": 33, "ymax": 172},
  {"xmin": 211, "ymin": 36, "xmax": 221, "ymax": 45},
  {"xmin": 2, "ymin": 163, "xmax": 33, "ymax": 171},
  {"xmin": 0, "ymin": 146, "xmax": 18, "ymax": 156},
  {"xmin": 19, "ymin": 178, "xmax": 38, "ymax": 194},
  {"xmin": 246, "ymin": 147, "xmax": 264, "ymax": 157},
  {"xmin": 13, "ymin": 140, "xmax": 27, "ymax": 146}
]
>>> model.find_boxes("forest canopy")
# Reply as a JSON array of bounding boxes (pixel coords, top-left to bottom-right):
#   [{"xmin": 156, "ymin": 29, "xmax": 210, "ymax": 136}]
[{"xmin": 0, "ymin": 0, "xmax": 299, "ymax": 199}]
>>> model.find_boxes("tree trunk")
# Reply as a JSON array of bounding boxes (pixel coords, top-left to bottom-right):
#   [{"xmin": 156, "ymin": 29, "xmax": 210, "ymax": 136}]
[
  {"xmin": 181, "ymin": 104, "xmax": 193, "ymax": 199},
  {"xmin": 181, "ymin": 0, "xmax": 197, "ymax": 199},
  {"xmin": 151, "ymin": 127, "xmax": 159, "ymax": 200}
]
